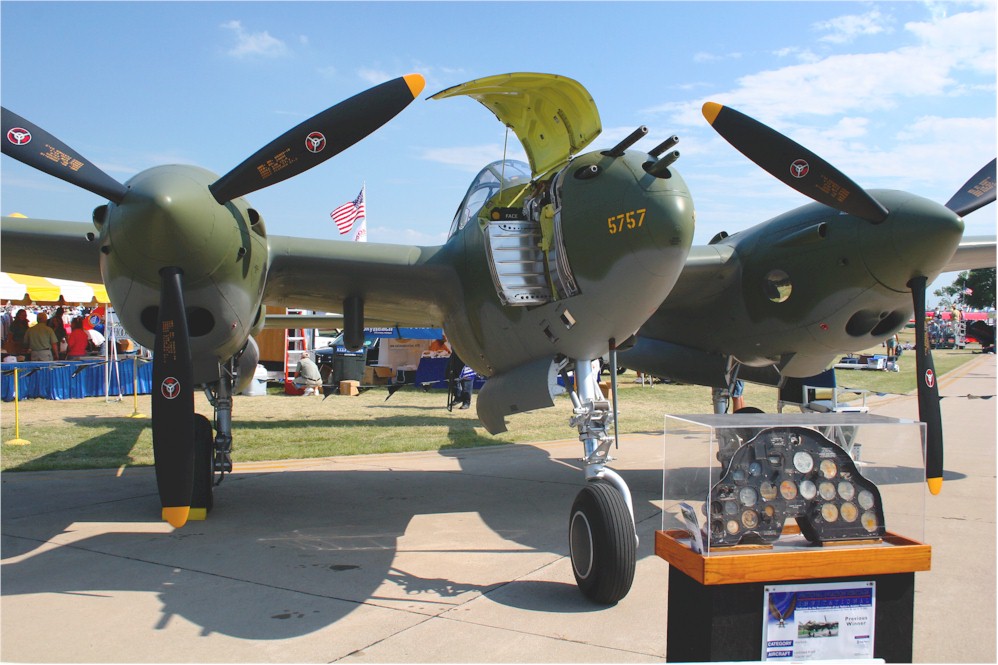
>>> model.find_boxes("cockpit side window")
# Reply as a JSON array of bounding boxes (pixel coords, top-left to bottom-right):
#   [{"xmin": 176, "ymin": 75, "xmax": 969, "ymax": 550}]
[{"xmin": 448, "ymin": 159, "xmax": 531, "ymax": 239}]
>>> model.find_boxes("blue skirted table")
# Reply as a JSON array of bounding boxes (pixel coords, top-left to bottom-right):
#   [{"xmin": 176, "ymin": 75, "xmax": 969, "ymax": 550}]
[{"xmin": 1, "ymin": 357, "xmax": 153, "ymax": 401}]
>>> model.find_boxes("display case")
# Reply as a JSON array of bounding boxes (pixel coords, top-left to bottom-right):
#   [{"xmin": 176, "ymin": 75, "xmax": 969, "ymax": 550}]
[
  {"xmin": 657, "ymin": 413, "xmax": 931, "ymax": 662},
  {"xmin": 662, "ymin": 413, "xmax": 926, "ymax": 558}
]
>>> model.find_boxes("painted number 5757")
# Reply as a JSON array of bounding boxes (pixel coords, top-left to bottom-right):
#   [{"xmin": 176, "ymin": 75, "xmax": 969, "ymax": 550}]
[{"xmin": 607, "ymin": 208, "xmax": 646, "ymax": 235}]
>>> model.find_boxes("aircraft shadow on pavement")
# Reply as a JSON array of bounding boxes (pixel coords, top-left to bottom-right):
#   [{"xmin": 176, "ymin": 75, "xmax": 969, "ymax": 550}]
[
  {"xmin": 2, "ymin": 424, "xmax": 964, "ymax": 640},
  {"xmin": 2, "ymin": 441, "xmax": 662, "ymax": 640}
]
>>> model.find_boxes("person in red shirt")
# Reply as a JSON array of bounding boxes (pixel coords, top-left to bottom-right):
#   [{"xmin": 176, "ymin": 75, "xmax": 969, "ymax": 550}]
[{"xmin": 66, "ymin": 317, "xmax": 90, "ymax": 359}]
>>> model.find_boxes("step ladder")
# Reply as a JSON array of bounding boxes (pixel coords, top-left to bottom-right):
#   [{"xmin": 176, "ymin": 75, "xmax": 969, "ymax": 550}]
[{"xmin": 283, "ymin": 309, "xmax": 311, "ymax": 393}]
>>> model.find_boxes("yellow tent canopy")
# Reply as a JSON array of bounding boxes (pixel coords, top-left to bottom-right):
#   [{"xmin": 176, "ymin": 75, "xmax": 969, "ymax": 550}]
[{"xmin": 0, "ymin": 272, "xmax": 110, "ymax": 305}]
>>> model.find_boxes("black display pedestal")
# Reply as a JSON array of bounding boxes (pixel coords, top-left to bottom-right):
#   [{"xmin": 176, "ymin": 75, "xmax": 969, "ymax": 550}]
[{"xmin": 655, "ymin": 529, "xmax": 930, "ymax": 663}]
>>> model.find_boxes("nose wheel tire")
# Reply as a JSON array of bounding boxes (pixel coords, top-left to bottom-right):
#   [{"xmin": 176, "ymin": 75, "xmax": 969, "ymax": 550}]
[{"xmin": 569, "ymin": 480, "xmax": 636, "ymax": 604}]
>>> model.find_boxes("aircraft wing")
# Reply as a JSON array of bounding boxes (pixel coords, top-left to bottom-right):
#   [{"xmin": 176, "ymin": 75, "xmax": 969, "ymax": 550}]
[
  {"xmin": 0, "ymin": 217, "xmax": 462, "ymax": 326},
  {"xmin": 263, "ymin": 235, "xmax": 461, "ymax": 326},
  {"xmin": 942, "ymin": 235, "xmax": 996, "ymax": 272},
  {"xmin": 0, "ymin": 216, "xmax": 103, "ymax": 283}
]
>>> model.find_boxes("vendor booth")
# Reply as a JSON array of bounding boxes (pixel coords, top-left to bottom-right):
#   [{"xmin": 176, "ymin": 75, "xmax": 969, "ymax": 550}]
[
  {"xmin": 1, "ymin": 272, "xmax": 110, "ymax": 306},
  {"xmin": 2, "ymin": 272, "xmax": 142, "ymax": 400}
]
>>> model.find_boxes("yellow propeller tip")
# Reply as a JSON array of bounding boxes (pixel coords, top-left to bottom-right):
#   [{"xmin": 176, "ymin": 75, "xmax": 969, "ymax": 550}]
[
  {"xmin": 404, "ymin": 73, "xmax": 426, "ymax": 99},
  {"xmin": 702, "ymin": 102, "xmax": 722, "ymax": 125},
  {"xmin": 927, "ymin": 477, "xmax": 943, "ymax": 495},
  {"xmin": 162, "ymin": 506, "xmax": 190, "ymax": 528}
]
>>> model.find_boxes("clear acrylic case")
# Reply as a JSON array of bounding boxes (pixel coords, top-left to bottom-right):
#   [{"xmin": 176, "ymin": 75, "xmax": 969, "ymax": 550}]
[{"xmin": 662, "ymin": 413, "xmax": 925, "ymax": 557}]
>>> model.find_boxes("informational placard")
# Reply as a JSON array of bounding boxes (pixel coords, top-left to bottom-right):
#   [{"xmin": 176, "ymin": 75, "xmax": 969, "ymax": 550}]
[{"xmin": 762, "ymin": 580, "xmax": 875, "ymax": 661}]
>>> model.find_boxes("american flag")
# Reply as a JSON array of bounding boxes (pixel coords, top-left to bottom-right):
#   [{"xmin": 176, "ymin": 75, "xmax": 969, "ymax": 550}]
[{"xmin": 331, "ymin": 186, "xmax": 365, "ymax": 235}]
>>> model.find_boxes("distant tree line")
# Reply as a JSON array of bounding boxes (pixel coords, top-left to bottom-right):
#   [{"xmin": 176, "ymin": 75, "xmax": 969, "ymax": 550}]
[{"xmin": 934, "ymin": 268, "xmax": 996, "ymax": 309}]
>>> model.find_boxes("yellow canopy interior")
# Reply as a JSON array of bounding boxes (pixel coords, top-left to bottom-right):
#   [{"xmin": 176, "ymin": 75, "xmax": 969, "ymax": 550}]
[{"xmin": 431, "ymin": 73, "xmax": 602, "ymax": 177}]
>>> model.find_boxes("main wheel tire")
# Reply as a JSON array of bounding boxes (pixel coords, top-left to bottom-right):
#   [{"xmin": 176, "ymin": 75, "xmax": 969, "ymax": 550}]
[
  {"xmin": 569, "ymin": 480, "xmax": 636, "ymax": 604},
  {"xmin": 191, "ymin": 414, "xmax": 214, "ymax": 514}
]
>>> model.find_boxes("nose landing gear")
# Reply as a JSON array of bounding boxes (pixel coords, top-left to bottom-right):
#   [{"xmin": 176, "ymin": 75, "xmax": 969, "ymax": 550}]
[{"xmin": 566, "ymin": 358, "xmax": 636, "ymax": 604}]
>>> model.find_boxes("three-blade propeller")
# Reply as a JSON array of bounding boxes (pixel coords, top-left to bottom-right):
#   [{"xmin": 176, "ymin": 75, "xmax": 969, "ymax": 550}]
[
  {"xmin": 2, "ymin": 74, "xmax": 425, "ymax": 525},
  {"xmin": 702, "ymin": 102, "xmax": 997, "ymax": 495}
]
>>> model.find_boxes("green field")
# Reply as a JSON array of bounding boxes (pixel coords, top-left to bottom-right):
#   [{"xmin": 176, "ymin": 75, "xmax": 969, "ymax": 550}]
[{"xmin": 1, "ymin": 342, "xmax": 985, "ymax": 472}]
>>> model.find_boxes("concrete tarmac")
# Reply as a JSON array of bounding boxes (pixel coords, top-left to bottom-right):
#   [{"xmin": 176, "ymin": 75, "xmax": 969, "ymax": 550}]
[{"xmin": 2, "ymin": 354, "xmax": 994, "ymax": 663}]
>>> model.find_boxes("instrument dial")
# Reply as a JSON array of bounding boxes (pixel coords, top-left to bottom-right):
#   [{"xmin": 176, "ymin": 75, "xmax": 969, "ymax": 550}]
[
  {"xmin": 739, "ymin": 487, "xmax": 758, "ymax": 507},
  {"xmin": 820, "ymin": 503, "xmax": 839, "ymax": 523},
  {"xmin": 838, "ymin": 481, "xmax": 855, "ymax": 501},
  {"xmin": 799, "ymin": 479, "xmax": 817, "ymax": 500},
  {"xmin": 779, "ymin": 480, "xmax": 798, "ymax": 500},
  {"xmin": 793, "ymin": 452, "xmax": 814, "ymax": 474},
  {"xmin": 861, "ymin": 511, "xmax": 879, "ymax": 532},
  {"xmin": 818, "ymin": 481, "xmax": 837, "ymax": 501},
  {"xmin": 840, "ymin": 502, "xmax": 859, "ymax": 523},
  {"xmin": 820, "ymin": 459, "xmax": 838, "ymax": 479}
]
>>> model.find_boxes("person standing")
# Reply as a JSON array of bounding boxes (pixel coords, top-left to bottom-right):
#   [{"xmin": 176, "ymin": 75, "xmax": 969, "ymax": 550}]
[
  {"xmin": 66, "ymin": 317, "xmax": 90, "ymax": 359},
  {"xmin": 25, "ymin": 311, "xmax": 60, "ymax": 361},
  {"xmin": 6, "ymin": 309, "xmax": 29, "ymax": 356}
]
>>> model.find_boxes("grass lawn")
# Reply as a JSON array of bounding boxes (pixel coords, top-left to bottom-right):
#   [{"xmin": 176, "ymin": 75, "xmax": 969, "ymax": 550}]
[{"xmin": 2, "ymin": 341, "xmax": 985, "ymax": 472}]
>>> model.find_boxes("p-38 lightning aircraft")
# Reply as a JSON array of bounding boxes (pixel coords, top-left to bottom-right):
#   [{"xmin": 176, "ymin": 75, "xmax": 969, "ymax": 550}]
[{"xmin": 2, "ymin": 72, "xmax": 994, "ymax": 605}]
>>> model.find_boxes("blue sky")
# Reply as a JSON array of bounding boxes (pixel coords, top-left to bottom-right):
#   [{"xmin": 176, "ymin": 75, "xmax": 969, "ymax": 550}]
[{"xmin": 1, "ymin": 1, "xmax": 995, "ymax": 301}]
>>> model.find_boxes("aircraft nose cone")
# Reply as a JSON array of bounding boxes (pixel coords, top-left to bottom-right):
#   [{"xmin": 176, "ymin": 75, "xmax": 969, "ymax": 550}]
[
  {"xmin": 106, "ymin": 165, "xmax": 228, "ymax": 284},
  {"xmin": 860, "ymin": 193, "xmax": 964, "ymax": 292}
]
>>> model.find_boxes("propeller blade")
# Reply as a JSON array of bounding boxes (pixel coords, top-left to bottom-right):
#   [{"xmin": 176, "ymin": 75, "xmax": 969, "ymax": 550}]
[
  {"xmin": 209, "ymin": 74, "xmax": 425, "ymax": 204},
  {"xmin": 152, "ymin": 267, "xmax": 196, "ymax": 527},
  {"xmin": 1, "ymin": 107, "xmax": 128, "ymax": 204},
  {"xmin": 944, "ymin": 158, "xmax": 996, "ymax": 217},
  {"xmin": 910, "ymin": 275, "xmax": 944, "ymax": 495},
  {"xmin": 702, "ymin": 102, "xmax": 889, "ymax": 223}
]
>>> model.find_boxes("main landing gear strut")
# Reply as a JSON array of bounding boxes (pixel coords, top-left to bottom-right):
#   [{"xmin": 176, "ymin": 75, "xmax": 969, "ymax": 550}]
[{"xmin": 566, "ymin": 358, "xmax": 636, "ymax": 604}]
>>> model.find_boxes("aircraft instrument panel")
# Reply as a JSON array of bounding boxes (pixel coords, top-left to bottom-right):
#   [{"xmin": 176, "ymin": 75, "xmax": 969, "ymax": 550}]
[{"xmin": 708, "ymin": 426, "xmax": 886, "ymax": 546}]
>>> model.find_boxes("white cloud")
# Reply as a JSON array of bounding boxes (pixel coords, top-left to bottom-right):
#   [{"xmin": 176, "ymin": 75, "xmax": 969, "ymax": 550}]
[
  {"xmin": 814, "ymin": 9, "xmax": 894, "ymax": 44},
  {"xmin": 648, "ymin": 4, "xmax": 996, "ymax": 128},
  {"xmin": 420, "ymin": 144, "xmax": 528, "ymax": 173},
  {"xmin": 694, "ymin": 51, "xmax": 742, "ymax": 63},
  {"xmin": 357, "ymin": 68, "xmax": 394, "ymax": 85},
  {"xmin": 221, "ymin": 20, "xmax": 289, "ymax": 58}
]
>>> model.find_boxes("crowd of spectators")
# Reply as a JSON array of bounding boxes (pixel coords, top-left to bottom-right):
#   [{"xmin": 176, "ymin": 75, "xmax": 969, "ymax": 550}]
[{"xmin": 1, "ymin": 304, "xmax": 107, "ymax": 363}]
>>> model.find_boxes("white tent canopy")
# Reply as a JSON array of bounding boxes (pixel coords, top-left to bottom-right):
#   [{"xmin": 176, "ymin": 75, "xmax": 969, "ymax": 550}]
[{"xmin": 1, "ymin": 272, "xmax": 110, "ymax": 305}]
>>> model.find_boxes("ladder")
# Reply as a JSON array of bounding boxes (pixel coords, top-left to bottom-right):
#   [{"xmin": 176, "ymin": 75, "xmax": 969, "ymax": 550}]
[{"xmin": 283, "ymin": 309, "xmax": 310, "ymax": 389}]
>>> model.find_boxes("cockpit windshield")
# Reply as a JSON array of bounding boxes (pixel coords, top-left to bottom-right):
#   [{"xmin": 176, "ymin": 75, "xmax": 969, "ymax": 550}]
[{"xmin": 449, "ymin": 159, "xmax": 532, "ymax": 239}]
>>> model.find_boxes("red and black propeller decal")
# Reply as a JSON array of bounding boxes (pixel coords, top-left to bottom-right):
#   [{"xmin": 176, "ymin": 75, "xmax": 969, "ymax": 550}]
[
  {"xmin": 152, "ymin": 267, "xmax": 196, "ymax": 527},
  {"xmin": 702, "ymin": 102, "xmax": 889, "ymax": 223},
  {"xmin": 909, "ymin": 276, "xmax": 944, "ymax": 495},
  {"xmin": 209, "ymin": 74, "xmax": 425, "ymax": 204},
  {"xmin": 1, "ymin": 107, "xmax": 129, "ymax": 204}
]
